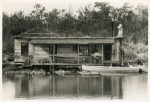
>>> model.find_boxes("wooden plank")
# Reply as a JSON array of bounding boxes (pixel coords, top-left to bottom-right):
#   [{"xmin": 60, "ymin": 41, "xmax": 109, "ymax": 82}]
[
  {"xmin": 15, "ymin": 48, "xmax": 21, "ymax": 50},
  {"xmin": 34, "ymin": 51, "xmax": 49, "ymax": 54},
  {"xmin": 34, "ymin": 53, "xmax": 49, "ymax": 55},
  {"xmin": 35, "ymin": 48, "xmax": 49, "ymax": 52},
  {"xmin": 14, "ymin": 59, "xmax": 25, "ymax": 62},
  {"xmin": 14, "ymin": 52, "xmax": 21, "ymax": 55},
  {"xmin": 34, "ymin": 53, "xmax": 49, "ymax": 56},
  {"xmin": 35, "ymin": 47, "xmax": 49, "ymax": 50},
  {"xmin": 15, "ymin": 50, "xmax": 21, "ymax": 53},
  {"xmin": 15, "ymin": 39, "xmax": 28, "ymax": 43},
  {"xmin": 34, "ymin": 51, "xmax": 49, "ymax": 53},
  {"xmin": 34, "ymin": 57, "xmax": 49, "ymax": 60},
  {"xmin": 15, "ymin": 45, "xmax": 21, "ymax": 49},
  {"xmin": 90, "ymin": 44, "xmax": 91, "ymax": 63},
  {"xmin": 14, "ymin": 39, "xmax": 15, "ymax": 58},
  {"xmin": 31, "ymin": 38, "xmax": 115, "ymax": 44},
  {"xmin": 15, "ymin": 43, "xmax": 21, "ymax": 46},
  {"xmin": 34, "ymin": 58, "xmax": 51, "ymax": 61},
  {"xmin": 59, "ymin": 59, "xmax": 77, "ymax": 61},
  {"xmin": 34, "ymin": 56, "xmax": 50, "ymax": 58},
  {"xmin": 35, "ymin": 44, "xmax": 49, "ymax": 47}
]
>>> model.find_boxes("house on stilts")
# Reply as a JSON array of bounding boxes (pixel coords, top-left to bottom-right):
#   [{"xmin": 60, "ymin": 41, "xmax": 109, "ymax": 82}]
[{"xmin": 13, "ymin": 26, "xmax": 124, "ymax": 69}]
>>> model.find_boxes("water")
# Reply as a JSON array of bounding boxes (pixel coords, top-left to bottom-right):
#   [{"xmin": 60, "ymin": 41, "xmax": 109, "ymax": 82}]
[{"xmin": 2, "ymin": 73, "xmax": 148, "ymax": 100}]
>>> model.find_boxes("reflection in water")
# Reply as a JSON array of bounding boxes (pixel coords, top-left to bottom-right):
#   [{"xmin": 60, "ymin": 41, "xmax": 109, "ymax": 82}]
[{"xmin": 2, "ymin": 73, "xmax": 148, "ymax": 100}]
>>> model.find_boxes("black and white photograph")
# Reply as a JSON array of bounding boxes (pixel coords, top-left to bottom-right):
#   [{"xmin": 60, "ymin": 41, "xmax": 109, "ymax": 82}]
[{"xmin": 2, "ymin": 0, "xmax": 149, "ymax": 101}]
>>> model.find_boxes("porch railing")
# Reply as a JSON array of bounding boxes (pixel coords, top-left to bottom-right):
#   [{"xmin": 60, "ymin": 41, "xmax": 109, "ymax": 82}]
[{"xmin": 32, "ymin": 54, "xmax": 103, "ymax": 65}]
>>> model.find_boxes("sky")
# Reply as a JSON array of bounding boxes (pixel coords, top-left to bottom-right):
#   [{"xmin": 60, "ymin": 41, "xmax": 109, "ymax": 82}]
[{"xmin": 2, "ymin": 0, "xmax": 149, "ymax": 16}]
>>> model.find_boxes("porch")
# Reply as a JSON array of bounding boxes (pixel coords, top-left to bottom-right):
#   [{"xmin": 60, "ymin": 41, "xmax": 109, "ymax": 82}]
[
  {"xmin": 29, "ymin": 44, "xmax": 113, "ymax": 66},
  {"xmin": 14, "ymin": 37, "xmax": 116, "ymax": 67}
]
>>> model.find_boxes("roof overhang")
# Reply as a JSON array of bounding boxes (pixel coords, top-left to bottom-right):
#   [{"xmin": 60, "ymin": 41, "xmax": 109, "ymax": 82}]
[{"xmin": 29, "ymin": 37, "xmax": 115, "ymax": 44}]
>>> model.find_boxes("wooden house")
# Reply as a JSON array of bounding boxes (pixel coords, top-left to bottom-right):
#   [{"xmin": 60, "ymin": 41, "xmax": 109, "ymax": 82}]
[{"xmin": 13, "ymin": 27, "xmax": 124, "ymax": 68}]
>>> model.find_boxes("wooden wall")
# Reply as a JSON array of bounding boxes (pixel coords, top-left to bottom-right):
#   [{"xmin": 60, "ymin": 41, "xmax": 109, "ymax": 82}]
[
  {"xmin": 112, "ymin": 39, "xmax": 120, "ymax": 62},
  {"xmin": 29, "ymin": 43, "xmax": 34, "ymax": 55},
  {"xmin": 96, "ymin": 44, "xmax": 102, "ymax": 55},
  {"xmin": 14, "ymin": 38, "xmax": 122, "ymax": 64},
  {"xmin": 14, "ymin": 39, "xmax": 28, "ymax": 62},
  {"xmin": 34, "ymin": 44, "xmax": 50, "ymax": 63},
  {"xmin": 57, "ymin": 44, "xmax": 77, "ymax": 55}
]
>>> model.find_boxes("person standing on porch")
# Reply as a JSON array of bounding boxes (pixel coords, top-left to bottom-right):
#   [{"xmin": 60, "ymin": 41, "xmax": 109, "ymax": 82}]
[{"xmin": 94, "ymin": 49, "xmax": 101, "ymax": 64}]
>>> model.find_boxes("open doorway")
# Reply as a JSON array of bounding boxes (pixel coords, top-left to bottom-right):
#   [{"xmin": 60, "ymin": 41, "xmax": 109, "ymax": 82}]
[
  {"xmin": 104, "ymin": 45, "xmax": 112, "ymax": 61},
  {"xmin": 21, "ymin": 43, "xmax": 28, "ymax": 57}
]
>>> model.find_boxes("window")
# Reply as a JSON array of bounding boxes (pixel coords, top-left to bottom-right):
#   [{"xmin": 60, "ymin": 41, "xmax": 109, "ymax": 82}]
[{"xmin": 21, "ymin": 43, "xmax": 28, "ymax": 56}]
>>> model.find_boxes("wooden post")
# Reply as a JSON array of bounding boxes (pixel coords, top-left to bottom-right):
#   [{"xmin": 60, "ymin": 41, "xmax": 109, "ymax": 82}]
[
  {"xmin": 111, "ymin": 76, "xmax": 113, "ymax": 99},
  {"xmin": 111, "ymin": 45, "xmax": 112, "ymax": 66},
  {"xmin": 28, "ymin": 73, "xmax": 29, "ymax": 98},
  {"xmin": 52, "ymin": 44, "xmax": 55, "ymax": 74},
  {"xmin": 53, "ymin": 66, "xmax": 55, "ymax": 96},
  {"xmin": 49, "ymin": 44, "xmax": 51, "ymax": 73},
  {"xmin": 117, "ymin": 40, "xmax": 119, "ymax": 62},
  {"xmin": 117, "ymin": 77, "xmax": 119, "ymax": 97},
  {"xmin": 122, "ymin": 46, "xmax": 124, "ymax": 66},
  {"xmin": 53, "ymin": 44, "xmax": 55, "ymax": 63},
  {"xmin": 102, "ymin": 75, "xmax": 103, "ymax": 96},
  {"xmin": 102, "ymin": 44, "xmax": 103, "ymax": 65},
  {"xmin": 14, "ymin": 39, "xmax": 15, "ymax": 60},
  {"xmin": 78, "ymin": 44, "xmax": 79, "ymax": 65},
  {"xmin": 90, "ymin": 44, "xmax": 91, "ymax": 64},
  {"xmin": 77, "ymin": 75, "xmax": 79, "ymax": 95}
]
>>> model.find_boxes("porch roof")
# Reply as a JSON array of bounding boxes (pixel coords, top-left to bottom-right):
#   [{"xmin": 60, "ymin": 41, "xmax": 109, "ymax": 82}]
[
  {"xmin": 13, "ymin": 27, "xmax": 118, "ymax": 44},
  {"xmin": 30, "ymin": 37, "xmax": 115, "ymax": 44}
]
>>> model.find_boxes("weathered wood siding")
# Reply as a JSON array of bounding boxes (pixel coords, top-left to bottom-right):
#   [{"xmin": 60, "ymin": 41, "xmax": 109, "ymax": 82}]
[
  {"xmin": 14, "ymin": 39, "xmax": 28, "ymax": 62},
  {"xmin": 56, "ymin": 44, "xmax": 78, "ymax": 63},
  {"xmin": 57, "ymin": 44, "xmax": 78, "ymax": 55},
  {"xmin": 29, "ymin": 43, "xmax": 34, "ymax": 55},
  {"xmin": 112, "ymin": 39, "xmax": 120, "ymax": 62},
  {"xmin": 34, "ymin": 44, "xmax": 50, "ymax": 63},
  {"xmin": 96, "ymin": 44, "xmax": 102, "ymax": 55},
  {"xmin": 31, "ymin": 38, "xmax": 115, "ymax": 44}
]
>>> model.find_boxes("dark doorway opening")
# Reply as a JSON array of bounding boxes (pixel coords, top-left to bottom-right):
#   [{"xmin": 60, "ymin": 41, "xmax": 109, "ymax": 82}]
[
  {"xmin": 21, "ymin": 43, "xmax": 28, "ymax": 57},
  {"xmin": 104, "ymin": 45, "xmax": 111, "ymax": 60}
]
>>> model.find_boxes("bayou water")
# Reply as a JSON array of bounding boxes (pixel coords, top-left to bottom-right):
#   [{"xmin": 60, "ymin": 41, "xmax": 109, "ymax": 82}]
[{"xmin": 2, "ymin": 72, "xmax": 148, "ymax": 100}]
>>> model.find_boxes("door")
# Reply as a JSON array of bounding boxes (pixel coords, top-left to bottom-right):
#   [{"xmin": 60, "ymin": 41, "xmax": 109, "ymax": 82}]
[
  {"xmin": 104, "ymin": 45, "xmax": 112, "ymax": 61},
  {"xmin": 21, "ymin": 43, "xmax": 28, "ymax": 57}
]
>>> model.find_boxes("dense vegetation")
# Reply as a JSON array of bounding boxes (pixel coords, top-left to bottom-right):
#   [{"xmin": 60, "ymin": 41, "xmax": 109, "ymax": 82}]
[{"xmin": 3, "ymin": 2, "xmax": 148, "ymax": 60}]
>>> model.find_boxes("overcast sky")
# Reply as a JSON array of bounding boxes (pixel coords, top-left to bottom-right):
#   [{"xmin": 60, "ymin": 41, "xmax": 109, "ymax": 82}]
[{"xmin": 2, "ymin": 0, "xmax": 149, "ymax": 16}]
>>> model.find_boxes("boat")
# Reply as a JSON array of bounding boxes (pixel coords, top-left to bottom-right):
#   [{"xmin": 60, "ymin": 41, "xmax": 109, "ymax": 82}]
[
  {"xmin": 78, "ymin": 70, "xmax": 100, "ymax": 76},
  {"xmin": 140, "ymin": 66, "xmax": 148, "ymax": 73},
  {"xmin": 82, "ymin": 65, "xmax": 142, "ymax": 73}
]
